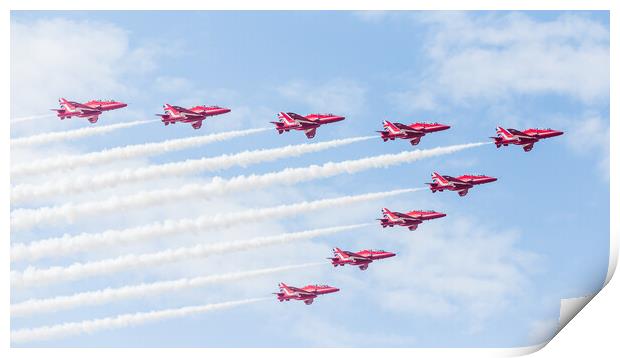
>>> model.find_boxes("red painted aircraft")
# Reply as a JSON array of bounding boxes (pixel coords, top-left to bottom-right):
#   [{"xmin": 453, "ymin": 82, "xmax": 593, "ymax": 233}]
[
  {"xmin": 491, "ymin": 126, "xmax": 564, "ymax": 152},
  {"xmin": 378, "ymin": 120, "xmax": 451, "ymax": 146},
  {"xmin": 274, "ymin": 283, "xmax": 339, "ymax": 305},
  {"xmin": 271, "ymin": 112, "xmax": 345, "ymax": 139},
  {"xmin": 329, "ymin": 247, "xmax": 396, "ymax": 270},
  {"xmin": 157, "ymin": 103, "xmax": 231, "ymax": 129},
  {"xmin": 379, "ymin": 207, "xmax": 446, "ymax": 231},
  {"xmin": 427, "ymin": 172, "xmax": 497, "ymax": 197},
  {"xmin": 51, "ymin": 98, "xmax": 127, "ymax": 123}
]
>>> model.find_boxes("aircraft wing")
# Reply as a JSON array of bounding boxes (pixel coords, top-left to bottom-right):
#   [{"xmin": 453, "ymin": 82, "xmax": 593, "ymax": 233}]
[
  {"xmin": 292, "ymin": 289, "xmax": 317, "ymax": 298},
  {"xmin": 288, "ymin": 112, "xmax": 314, "ymax": 123},
  {"xmin": 393, "ymin": 212, "xmax": 413, "ymax": 219},
  {"xmin": 450, "ymin": 177, "xmax": 471, "ymax": 185},
  {"xmin": 401, "ymin": 217, "xmax": 424, "ymax": 225},
  {"xmin": 177, "ymin": 107, "xmax": 206, "ymax": 118},
  {"xmin": 395, "ymin": 123, "xmax": 423, "ymax": 134},
  {"xmin": 78, "ymin": 108, "xmax": 102, "ymax": 115},
  {"xmin": 347, "ymin": 252, "xmax": 373, "ymax": 261},
  {"xmin": 508, "ymin": 128, "xmax": 537, "ymax": 140}
]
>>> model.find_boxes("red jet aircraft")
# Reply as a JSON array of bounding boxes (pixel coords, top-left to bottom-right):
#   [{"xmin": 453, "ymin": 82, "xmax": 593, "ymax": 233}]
[
  {"xmin": 378, "ymin": 120, "xmax": 451, "ymax": 146},
  {"xmin": 157, "ymin": 103, "xmax": 231, "ymax": 129},
  {"xmin": 329, "ymin": 247, "xmax": 396, "ymax": 270},
  {"xmin": 274, "ymin": 283, "xmax": 339, "ymax": 305},
  {"xmin": 491, "ymin": 126, "xmax": 564, "ymax": 152},
  {"xmin": 271, "ymin": 112, "xmax": 345, "ymax": 139},
  {"xmin": 379, "ymin": 207, "xmax": 446, "ymax": 231},
  {"xmin": 427, "ymin": 172, "xmax": 497, "ymax": 197},
  {"xmin": 51, "ymin": 98, "xmax": 127, "ymax": 123}
]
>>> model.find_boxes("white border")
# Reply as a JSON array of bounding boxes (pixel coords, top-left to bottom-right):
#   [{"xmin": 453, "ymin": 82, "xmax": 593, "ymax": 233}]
[{"xmin": 2, "ymin": 0, "xmax": 617, "ymax": 356}]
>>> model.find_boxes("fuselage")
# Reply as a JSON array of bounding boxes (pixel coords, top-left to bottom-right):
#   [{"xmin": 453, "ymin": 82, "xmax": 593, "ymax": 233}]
[
  {"xmin": 492, "ymin": 127, "xmax": 563, "ymax": 151},
  {"xmin": 330, "ymin": 248, "xmax": 396, "ymax": 269},
  {"xmin": 275, "ymin": 283, "xmax": 339, "ymax": 305},
  {"xmin": 379, "ymin": 208, "xmax": 446, "ymax": 231},
  {"xmin": 428, "ymin": 173, "xmax": 497, "ymax": 196},
  {"xmin": 158, "ymin": 104, "xmax": 231, "ymax": 129},
  {"xmin": 379, "ymin": 120, "xmax": 450, "ymax": 145},
  {"xmin": 52, "ymin": 98, "xmax": 127, "ymax": 123}
]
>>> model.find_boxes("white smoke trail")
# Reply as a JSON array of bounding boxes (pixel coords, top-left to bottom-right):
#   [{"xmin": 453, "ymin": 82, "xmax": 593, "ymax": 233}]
[
  {"xmin": 11, "ymin": 297, "xmax": 269, "ymax": 344},
  {"xmin": 10, "ymin": 113, "xmax": 55, "ymax": 124},
  {"xmin": 11, "ymin": 135, "xmax": 375, "ymax": 203},
  {"xmin": 11, "ymin": 262, "xmax": 323, "ymax": 317},
  {"xmin": 11, "ymin": 188, "xmax": 418, "ymax": 262},
  {"xmin": 11, "ymin": 224, "xmax": 369, "ymax": 288},
  {"xmin": 10, "ymin": 142, "xmax": 488, "ymax": 230},
  {"xmin": 10, "ymin": 127, "xmax": 269, "ymax": 177},
  {"xmin": 11, "ymin": 120, "xmax": 158, "ymax": 147}
]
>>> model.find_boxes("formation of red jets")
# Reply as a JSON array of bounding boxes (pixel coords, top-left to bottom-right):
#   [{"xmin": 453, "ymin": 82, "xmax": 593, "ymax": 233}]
[{"xmin": 50, "ymin": 98, "xmax": 564, "ymax": 305}]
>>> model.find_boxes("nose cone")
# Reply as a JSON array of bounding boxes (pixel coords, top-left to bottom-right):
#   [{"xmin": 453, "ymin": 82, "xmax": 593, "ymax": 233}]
[
  {"xmin": 383, "ymin": 251, "xmax": 397, "ymax": 258},
  {"xmin": 437, "ymin": 124, "xmax": 451, "ymax": 131},
  {"xmin": 324, "ymin": 286, "xmax": 340, "ymax": 294},
  {"xmin": 484, "ymin": 176, "xmax": 498, "ymax": 183},
  {"xmin": 550, "ymin": 130, "xmax": 564, "ymax": 137},
  {"xmin": 222, "ymin": 108, "xmax": 232, "ymax": 114},
  {"xmin": 435, "ymin": 212, "xmax": 447, "ymax": 218}
]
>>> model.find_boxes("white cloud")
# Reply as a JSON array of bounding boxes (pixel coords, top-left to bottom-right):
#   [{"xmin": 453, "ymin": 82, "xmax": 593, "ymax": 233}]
[
  {"xmin": 11, "ymin": 18, "xmax": 160, "ymax": 125},
  {"xmin": 153, "ymin": 76, "xmax": 193, "ymax": 93},
  {"xmin": 393, "ymin": 12, "xmax": 609, "ymax": 111},
  {"xmin": 292, "ymin": 314, "xmax": 414, "ymax": 347},
  {"xmin": 277, "ymin": 79, "xmax": 367, "ymax": 116},
  {"xmin": 368, "ymin": 216, "xmax": 541, "ymax": 326},
  {"xmin": 555, "ymin": 112, "xmax": 610, "ymax": 179}
]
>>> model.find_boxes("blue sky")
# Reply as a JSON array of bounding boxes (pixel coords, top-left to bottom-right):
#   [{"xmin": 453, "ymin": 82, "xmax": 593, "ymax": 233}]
[{"xmin": 10, "ymin": 11, "xmax": 610, "ymax": 347}]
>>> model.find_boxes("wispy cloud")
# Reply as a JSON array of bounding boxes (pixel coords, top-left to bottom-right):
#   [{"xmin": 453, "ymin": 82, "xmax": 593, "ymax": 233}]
[
  {"xmin": 277, "ymin": 79, "xmax": 367, "ymax": 116},
  {"xmin": 391, "ymin": 12, "xmax": 609, "ymax": 111}
]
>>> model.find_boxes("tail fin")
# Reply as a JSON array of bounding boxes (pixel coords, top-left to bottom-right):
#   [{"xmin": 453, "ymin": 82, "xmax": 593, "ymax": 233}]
[
  {"xmin": 381, "ymin": 208, "xmax": 395, "ymax": 220},
  {"xmin": 277, "ymin": 112, "xmax": 296, "ymax": 126},
  {"xmin": 278, "ymin": 282, "xmax": 293, "ymax": 295},
  {"xmin": 431, "ymin": 172, "xmax": 448, "ymax": 185},
  {"xmin": 58, "ymin": 98, "xmax": 74, "ymax": 111},
  {"xmin": 496, "ymin": 126, "xmax": 514, "ymax": 140},
  {"xmin": 383, "ymin": 120, "xmax": 400, "ymax": 134},
  {"xmin": 333, "ymin": 247, "xmax": 348, "ymax": 259}
]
